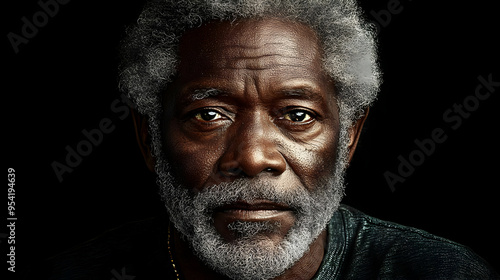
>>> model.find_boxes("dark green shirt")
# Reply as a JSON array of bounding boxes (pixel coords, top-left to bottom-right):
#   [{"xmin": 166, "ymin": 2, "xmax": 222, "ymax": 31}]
[
  {"xmin": 315, "ymin": 206, "xmax": 497, "ymax": 279},
  {"xmin": 25, "ymin": 205, "xmax": 498, "ymax": 279}
]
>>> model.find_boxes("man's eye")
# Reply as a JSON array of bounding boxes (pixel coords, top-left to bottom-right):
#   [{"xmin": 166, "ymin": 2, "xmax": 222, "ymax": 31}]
[
  {"xmin": 283, "ymin": 110, "xmax": 314, "ymax": 123},
  {"xmin": 194, "ymin": 110, "xmax": 224, "ymax": 122}
]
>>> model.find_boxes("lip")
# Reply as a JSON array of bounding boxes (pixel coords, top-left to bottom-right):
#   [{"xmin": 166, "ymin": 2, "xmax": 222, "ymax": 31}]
[
  {"xmin": 214, "ymin": 200, "xmax": 293, "ymax": 220},
  {"xmin": 216, "ymin": 200, "xmax": 292, "ymax": 211}
]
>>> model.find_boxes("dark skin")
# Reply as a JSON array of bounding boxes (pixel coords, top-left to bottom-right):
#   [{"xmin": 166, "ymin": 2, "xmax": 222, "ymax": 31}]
[{"xmin": 133, "ymin": 18, "xmax": 368, "ymax": 280}]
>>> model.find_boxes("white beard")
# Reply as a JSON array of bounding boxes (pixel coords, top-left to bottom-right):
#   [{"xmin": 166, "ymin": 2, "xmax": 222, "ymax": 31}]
[{"xmin": 154, "ymin": 120, "xmax": 351, "ymax": 280}]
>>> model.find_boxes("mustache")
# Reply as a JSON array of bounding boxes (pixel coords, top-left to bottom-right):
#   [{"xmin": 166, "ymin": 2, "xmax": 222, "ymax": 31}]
[{"xmin": 190, "ymin": 178, "xmax": 316, "ymax": 215}]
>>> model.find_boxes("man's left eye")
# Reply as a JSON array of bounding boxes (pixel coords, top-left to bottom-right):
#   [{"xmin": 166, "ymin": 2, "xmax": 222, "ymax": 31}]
[{"xmin": 283, "ymin": 110, "xmax": 314, "ymax": 123}]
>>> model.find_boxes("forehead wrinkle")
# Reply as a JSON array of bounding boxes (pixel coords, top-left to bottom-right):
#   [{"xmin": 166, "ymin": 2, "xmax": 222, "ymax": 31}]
[
  {"xmin": 226, "ymin": 53, "xmax": 302, "ymax": 61},
  {"xmin": 220, "ymin": 64, "xmax": 310, "ymax": 71},
  {"xmin": 218, "ymin": 41, "xmax": 305, "ymax": 59},
  {"xmin": 217, "ymin": 50, "xmax": 312, "ymax": 71},
  {"xmin": 222, "ymin": 61, "xmax": 310, "ymax": 71},
  {"xmin": 218, "ymin": 42, "xmax": 285, "ymax": 50},
  {"xmin": 212, "ymin": 38, "xmax": 318, "ymax": 73}
]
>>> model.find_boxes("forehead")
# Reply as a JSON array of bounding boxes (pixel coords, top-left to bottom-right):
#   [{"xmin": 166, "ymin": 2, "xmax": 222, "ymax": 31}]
[
  {"xmin": 174, "ymin": 18, "xmax": 332, "ymax": 92},
  {"xmin": 179, "ymin": 18, "xmax": 320, "ymax": 63}
]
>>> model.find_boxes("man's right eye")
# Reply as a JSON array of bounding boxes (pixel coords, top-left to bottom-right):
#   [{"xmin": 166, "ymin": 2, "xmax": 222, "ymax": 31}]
[{"xmin": 193, "ymin": 109, "xmax": 225, "ymax": 122}]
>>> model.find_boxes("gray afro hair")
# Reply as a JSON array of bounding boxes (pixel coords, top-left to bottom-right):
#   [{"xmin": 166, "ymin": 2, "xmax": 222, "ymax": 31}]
[{"xmin": 119, "ymin": 0, "xmax": 381, "ymax": 124}]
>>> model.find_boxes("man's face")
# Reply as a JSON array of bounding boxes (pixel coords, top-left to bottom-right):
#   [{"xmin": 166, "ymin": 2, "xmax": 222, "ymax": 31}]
[{"xmin": 159, "ymin": 18, "xmax": 346, "ymax": 279}]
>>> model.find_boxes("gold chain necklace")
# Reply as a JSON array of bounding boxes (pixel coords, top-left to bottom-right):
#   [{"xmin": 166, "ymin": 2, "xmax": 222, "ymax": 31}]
[{"xmin": 167, "ymin": 224, "xmax": 181, "ymax": 280}]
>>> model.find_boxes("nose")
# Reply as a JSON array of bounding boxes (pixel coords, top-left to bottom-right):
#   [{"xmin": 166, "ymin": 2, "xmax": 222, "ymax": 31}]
[{"xmin": 218, "ymin": 112, "xmax": 287, "ymax": 178}]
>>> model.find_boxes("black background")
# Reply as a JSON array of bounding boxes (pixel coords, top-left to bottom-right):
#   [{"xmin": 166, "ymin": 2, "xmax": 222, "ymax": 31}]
[{"xmin": 3, "ymin": 0, "xmax": 499, "ymax": 278}]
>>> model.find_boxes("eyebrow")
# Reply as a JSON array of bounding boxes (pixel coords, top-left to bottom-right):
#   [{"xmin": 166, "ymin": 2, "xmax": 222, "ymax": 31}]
[
  {"xmin": 190, "ymin": 88, "xmax": 225, "ymax": 100},
  {"xmin": 181, "ymin": 86, "xmax": 325, "ymax": 104},
  {"xmin": 179, "ymin": 88, "xmax": 227, "ymax": 105},
  {"xmin": 280, "ymin": 87, "xmax": 325, "ymax": 102}
]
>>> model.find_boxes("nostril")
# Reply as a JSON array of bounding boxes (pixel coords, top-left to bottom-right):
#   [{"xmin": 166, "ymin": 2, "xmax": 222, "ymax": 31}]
[
  {"xmin": 228, "ymin": 167, "xmax": 242, "ymax": 174},
  {"xmin": 221, "ymin": 167, "xmax": 245, "ymax": 178}
]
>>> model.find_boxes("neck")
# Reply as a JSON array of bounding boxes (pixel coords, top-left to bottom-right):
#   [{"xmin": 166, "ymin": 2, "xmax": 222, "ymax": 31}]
[{"xmin": 171, "ymin": 227, "xmax": 327, "ymax": 280}]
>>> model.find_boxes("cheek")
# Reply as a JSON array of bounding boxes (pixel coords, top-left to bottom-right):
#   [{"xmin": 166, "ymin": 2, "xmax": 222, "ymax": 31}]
[
  {"xmin": 164, "ymin": 122, "xmax": 224, "ymax": 191},
  {"xmin": 284, "ymin": 124, "xmax": 339, "ymax": 191}
]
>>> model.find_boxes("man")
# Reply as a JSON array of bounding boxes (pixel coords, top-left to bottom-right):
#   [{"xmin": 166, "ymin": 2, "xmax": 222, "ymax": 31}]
[{"xmin": 29, "ymin": 0, "xmax": 497, "ymax": 279}]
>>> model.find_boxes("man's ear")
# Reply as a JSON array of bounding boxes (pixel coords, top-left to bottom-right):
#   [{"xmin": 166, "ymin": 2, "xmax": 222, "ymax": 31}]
[
  {"xmin": 131, "ymin": 109, "xmax": 156, "ymax": 172},
  {"xmin": 347, "ymin": 107, "xmax": 369, "ymax": 165}
]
